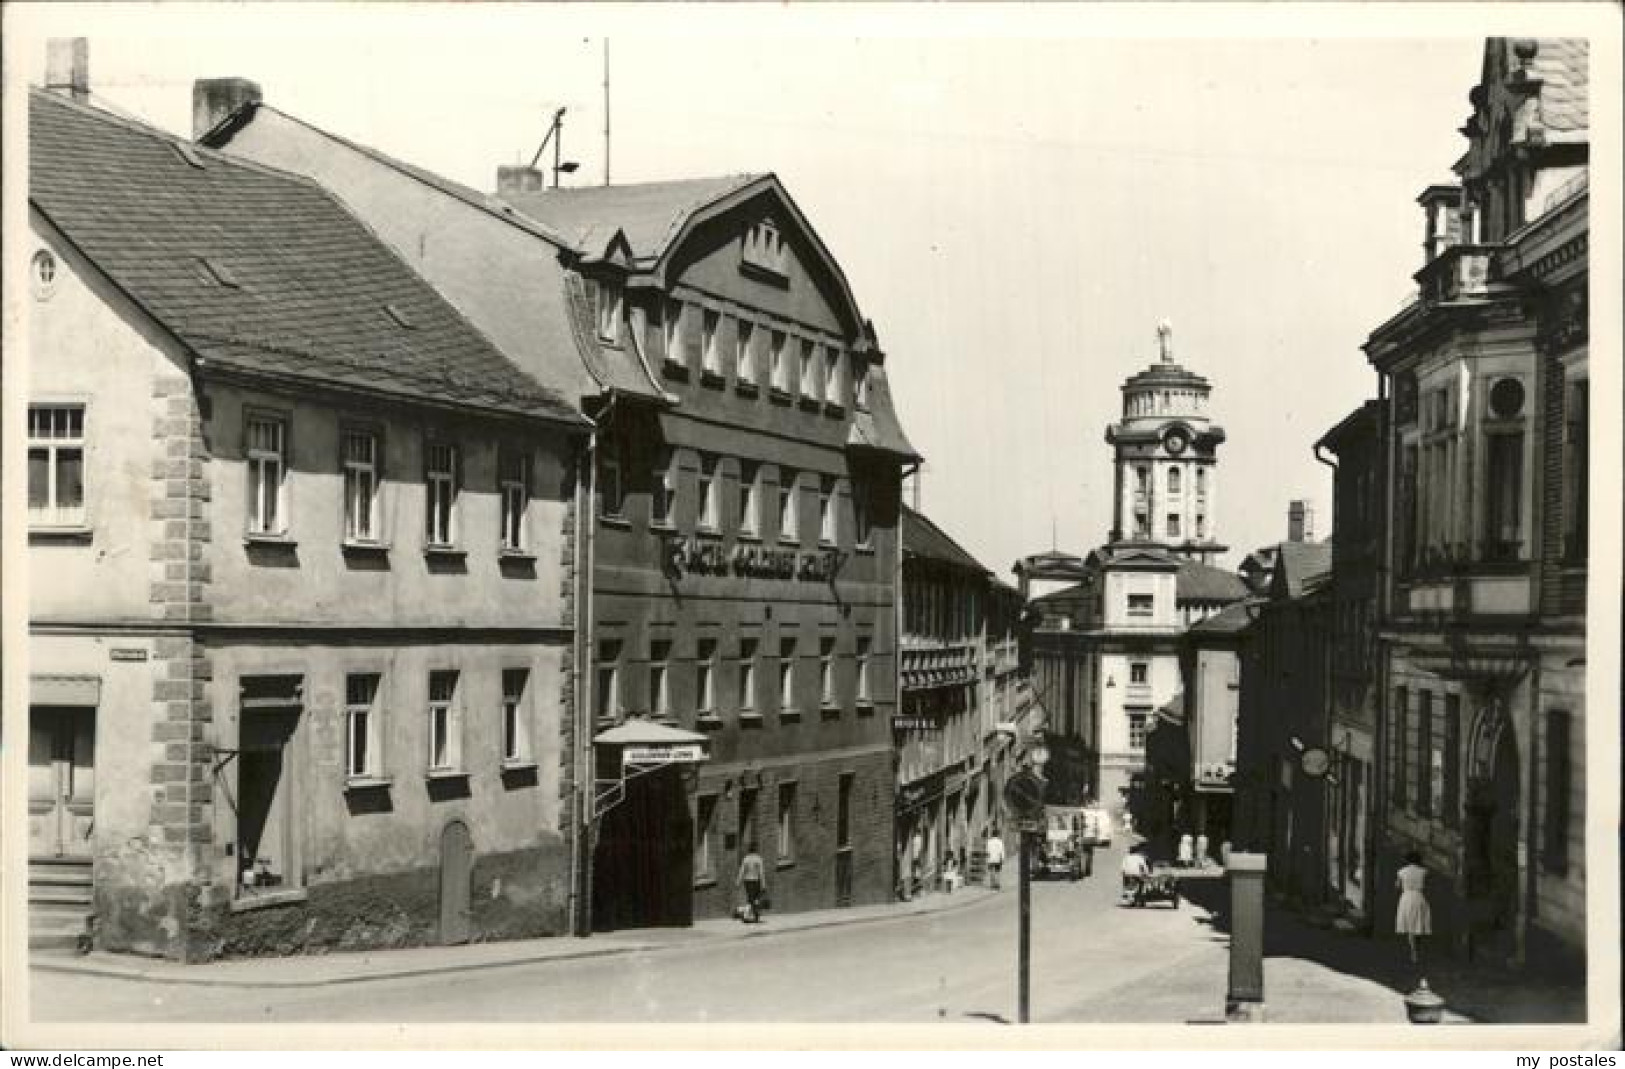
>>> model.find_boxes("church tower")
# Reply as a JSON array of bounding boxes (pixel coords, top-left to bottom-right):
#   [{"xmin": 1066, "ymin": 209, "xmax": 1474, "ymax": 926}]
[{"xmin": 1105, "ymin": 322, "xmax": 1227, "ymax": 564}]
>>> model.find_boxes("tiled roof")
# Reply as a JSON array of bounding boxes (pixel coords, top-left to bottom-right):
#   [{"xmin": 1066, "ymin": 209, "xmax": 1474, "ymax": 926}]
[
  {"xmin": 1273, "ymin": 540, "xmax": 1334, "ymax": 600},
  {"xmin": 31, "ymin": 90, "xmax": 581, "ymax": 424},
  {"xmin": 902, "ymin": 506, "xmax": 990, "ymax": 575},
  {"xmin": 1189, "ymin": 599, "xmax": 1257, "ymax": 635},
  {"xmin": 1175, "ymin": 559, "xmax": 1250, "ymax": 604},
  {"xmin": 847, "ymin": 365, "xmax": 922, "ymax": 461},
  {"xmin": 1516, "ymin": 38, "xmax": 1589, "ymax": 135},
  {"xmin": 500, "ymin": 175, "xmax": 759, "ymax": 260}
]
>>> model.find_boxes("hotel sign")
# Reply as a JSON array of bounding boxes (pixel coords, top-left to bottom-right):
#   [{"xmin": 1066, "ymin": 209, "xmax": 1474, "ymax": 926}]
[
  {"xmin": 622, "ymin": 744, "xmax": 706, "ymax": 765},
  {"xmin": 662, "ymin": 534, "xmax": 845, "ymax": 584}
]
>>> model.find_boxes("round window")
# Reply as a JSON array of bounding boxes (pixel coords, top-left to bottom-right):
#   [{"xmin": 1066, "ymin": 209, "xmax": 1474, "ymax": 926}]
[
  {"xmin": 31, "ymin": 249, "xmax": 59, "ymax": 299},
  {"xmin": 1488, "ymin": 377, "xmax": 1525, "ymax": 419}
]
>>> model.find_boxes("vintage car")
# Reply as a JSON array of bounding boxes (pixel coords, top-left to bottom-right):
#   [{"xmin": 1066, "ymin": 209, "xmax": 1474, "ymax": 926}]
[{"xmin": 1037, "ymin": 827, "xmax": 1085, "ymax": 881}]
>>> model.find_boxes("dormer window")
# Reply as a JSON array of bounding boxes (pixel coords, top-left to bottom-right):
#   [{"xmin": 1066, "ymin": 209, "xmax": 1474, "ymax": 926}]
[
  {"xmin": 595, "ymin": 278, "xmax": 623, "ymax": 343},
  {"xmin": 742, "ymin": 219, "xmax": 789, "ymax": 279}
]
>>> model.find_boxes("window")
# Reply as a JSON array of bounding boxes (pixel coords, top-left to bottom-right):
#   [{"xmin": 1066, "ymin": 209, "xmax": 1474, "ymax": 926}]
[
  {"xmin": 695, "ymin": 795, "xmax": 718, "ymax": 883},
  {"xmin": 502, "ymin": 668, "xmax": 530, "ymax": 763},
  {"xmin": 1196, "ymin": 514, "xmax": 1207, "ymax": 539},
  {"xmin": 424, "ymin": 441, "xmax": 459, "ymax": 547},
  {"xmin": 799, "ymin": 340, "xmax": 818, "ymax": 398},
  {"xmin": 1196, "ymin": 467, "xmax": 1208, "ymax": 499},
  {"xmin": 1134, "ymin": 465, "xmax": 1149, "ymax": 495},
  {"xmin": 837, "ymin": 773, "xmax": 854, "ymax": 850},
  {"xmin": 777, "ymin": 782, "xmax": 796, "ymax": 863},
  {"xmin": 1418, "ymin": 691, "xmax": 1436, "ymax": 818},
  {"xmin": 855, "ymin": 361, "xmax": 870, "ymax": 408},
  {"xmin": 246, "ymin": 415, "xmax": 287, "ymax": 536},
  {"xmin": 646, "ymin": 300, "xmax": 665, "ymax": 361},
  {"xmin": 1127, "ymin": 709, "xmax": 1149, "ymax": 750},
  {"xmin": 702, "ymin": 309, "xmax": 722, "ymax": 376},
  {"xmin": 1392, "ymin": 687, "xmax": 1408, "ymax": 809},
  {"xmin": 344, "ymin": 673, "xmax": 381, "ymax": 780},
  {"xmin": 652, "ymin": 447, "xmax": 675, "ymax": 528},
  {"xmin": 1127, "ymin": 594, "xmax": 1153, "ymax": 618},
  {"xmin": 499, "ymin": 447, "xmax": 529, "ymax": 552},
  {"xmin": 1129, "ymin": 661, "xmax": 1149, "ymax": 685},
  {"xmin": 779, "ymin": 637, "xmax": 797, "ymax": 714},
  {"xmin": 649, "ymin": 640, "xmax": 671, "ymax": 718},
  {"xmin": 664, "ymin": 300, "xmax": 686, "ymax": 366},
  {"xmin": 427, "ymin": 669, "xmax": 461, "ymax": 772},
  {"xmin": 778, "ymin": 470, "xmax": 799, "ymax": 542},
  {"xmin": 595, "ymin": 278, "xmax": 622, "ymax": 343},
  {"xmin": 697, "ymin": 455, "xmax": 718, "ymax": 531},
  {"xmin": 819, "ymin": 478, "xmax": 836, "ymax": 544},
  {"xmin": 342, "ymin": 429, "xmax": 381, "ymax": 543},
  {"xmin": 771, "ymin": 331, "xmax": 791, "ymax": 392},
  {"xmin": 824, "ymin": 347, "xmax": 842, "ymax": 405},
  {"xmin": 738, "ymin": 639, "xmax": 758, "ymax": 713},
  {"xmin": 742, "ymin": 219, "xmax": 788, "ymax": 276},
  {"xmin": 1542, "ymin": 709, "xmax": 1571, "ymax": 873},
  {"xmin": 31, "ymin": 249, "xmax": 59, "ymax": 299},
  {"xmin": 26, "ymin": 404, "xmax": 85, "ymax": 528},
  {"xmin": 820, "ymin": 638, "xmax": 836, "ymax": 707},
  {"xmin": 596, "ymin": 641, "xmax": 621, "ymax": 721},
  {"xmin": 696, "ymin": 639, "xmax": 717, "ymax": 716},
  {"xmin": 856, "ymin": 638, "xmax": 872, "ymax": 704},
  {"xmin": 1443, "ymin": 693, "xmax": 1461, "ymax": 827},
  {"xmin": 1483, "ymin": 424, "xmax": 1524, "ymax": 562},
  {"xmin": 1564, "ymin": 379, "xmax": 1588, "ymax": 560},
  {"xmin": 736, "ymin": 320, "xmax": 756, "ymax": 383},
  {"xmin": 853, "ymin": 485, "xmax": 872, "ymax": 548},
  {"xmin": 738, "ymin": 788, "xmax": 759, "ymax": 854},
  {"xmin": 599, "ymin": 439, "xmax": 626, "ymax": 519},
  {"xmin": 738, "ymin": 461, "xmax": 759, "ymax": 535},
  {"xmin": 1166, "ymin": 513, "xmax": 1181, "ymax": 539},
  {"xmin": 1168, "ymin": 467, "xmax": 1181, "ymax": 494}
]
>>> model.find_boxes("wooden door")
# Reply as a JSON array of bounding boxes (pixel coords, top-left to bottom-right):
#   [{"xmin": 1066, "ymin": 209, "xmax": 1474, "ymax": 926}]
[
  {"xmin": 27, "ymin": 707, "xmax": 95, "ymax": 859},
  {"xmin": 439, "ymin": 820, "xmax": 474, "ymax": 945}
]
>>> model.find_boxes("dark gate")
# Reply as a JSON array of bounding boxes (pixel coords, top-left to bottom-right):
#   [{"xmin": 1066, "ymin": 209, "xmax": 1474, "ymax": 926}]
[{"xmin": 592, "ymin": 766, "xmax": 693, "ymax": 930}]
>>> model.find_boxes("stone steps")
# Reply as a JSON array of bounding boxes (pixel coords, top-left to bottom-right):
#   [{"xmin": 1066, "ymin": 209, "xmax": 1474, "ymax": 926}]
[{"xmin": 29, "ymin": 857, "xmax": 93, "ymax": 950}]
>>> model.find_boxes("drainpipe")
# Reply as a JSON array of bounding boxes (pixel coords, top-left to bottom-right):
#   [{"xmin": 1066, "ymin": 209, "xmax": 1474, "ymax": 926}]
[
  {"xmin": 571, "ymin": 394, "xmax": 613, "ymax": 937},
  {"xmin": 894, "ymin": 458, "xmax": 922, "ymax": 898}
]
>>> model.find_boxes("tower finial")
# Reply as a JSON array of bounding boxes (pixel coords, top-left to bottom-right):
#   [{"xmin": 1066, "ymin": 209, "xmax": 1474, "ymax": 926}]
[{"xmin": 1156, "ymin": 319, "xmax": 1174, "ymax": 363}]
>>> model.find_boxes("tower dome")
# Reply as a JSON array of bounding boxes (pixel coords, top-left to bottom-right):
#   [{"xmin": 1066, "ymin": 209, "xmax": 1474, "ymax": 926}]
[{"xmin": 1104, "ymin": 322, "xmax": 1228, "ymax": 562}]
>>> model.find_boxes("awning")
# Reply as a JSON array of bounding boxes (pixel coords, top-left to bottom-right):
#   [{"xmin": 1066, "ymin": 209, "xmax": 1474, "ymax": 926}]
[{"xmin": 593, "ymin": 720, "xmax": 708, "ymax": 747}]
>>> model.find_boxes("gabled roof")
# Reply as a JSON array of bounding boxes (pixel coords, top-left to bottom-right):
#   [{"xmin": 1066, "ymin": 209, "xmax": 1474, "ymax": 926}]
[
  {"xmin": 31, "ymin": 89, "xmax": 582, "ymax": 425},
  {"xmin": 203, "ymin": 102, "xmax": 664, "ymax": 408},
  {"xmin": 501, "ymin": 175, "xmax": 758, "ymax": 262},
  {"xmin": 1175, "ymin": 559, "xmax": 1250, "ymax": 604},
  {"xmin": 1271, "ymin": 540, "xmax": 1334, "ymax": 600},
  {"xmin": 902, "ymin": 506, "xmax": 990, "ymax": 575}
]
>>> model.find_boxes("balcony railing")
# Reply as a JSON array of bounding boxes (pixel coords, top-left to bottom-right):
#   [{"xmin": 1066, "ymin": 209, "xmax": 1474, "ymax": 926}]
[{"xmin": 1416, "ymin": 244, "xmax": 1496, "ymax": 304}]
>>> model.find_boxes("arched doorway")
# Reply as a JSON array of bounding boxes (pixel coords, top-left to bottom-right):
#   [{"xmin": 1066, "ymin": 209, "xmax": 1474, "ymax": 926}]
[{"xmin": 1463, "ymin": 699, "xmax": 1520, "ymax": 963}]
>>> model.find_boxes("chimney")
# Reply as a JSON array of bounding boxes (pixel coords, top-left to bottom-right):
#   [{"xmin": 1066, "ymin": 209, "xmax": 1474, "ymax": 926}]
[
  {"xmin": 45, "ymin": 38, "xmax": 89, "ymax": 103},
  {"xmin": 1287, "ymin": 500, "xmax": 1313, "ymax": 543},
  {"xmin": 193, "ymin": 77, "xmax": 262, "ymax": 140},
  {"xmin": 497, "ymin": 165, "xmax": 548, "ymax": 195}
]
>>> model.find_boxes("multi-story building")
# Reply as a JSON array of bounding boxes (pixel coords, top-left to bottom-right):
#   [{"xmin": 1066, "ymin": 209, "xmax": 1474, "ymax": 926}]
[
  {"xmin": 25, "ymin": 67, "xmax": 588, "ymax": 959},
  {"xmin": 1360, "ymin": 37, "xmax": 1589, "ymax": 968},
  {"xmin": 206, "ymin": 87, "xmax": 921, "ymax": 927},
  {"xmin": 1315, "ymin": 402, "xmax": 1386, "ymax": 919},
  {"xmin": 896, "ymin": 507, "xmax": 989, "ymax": 892}
]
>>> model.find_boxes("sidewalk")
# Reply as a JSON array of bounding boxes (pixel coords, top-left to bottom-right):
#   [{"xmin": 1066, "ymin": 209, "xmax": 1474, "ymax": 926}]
[{"xmin": 31, "ymin": 884, "xmax": 997, "ymax": 989}]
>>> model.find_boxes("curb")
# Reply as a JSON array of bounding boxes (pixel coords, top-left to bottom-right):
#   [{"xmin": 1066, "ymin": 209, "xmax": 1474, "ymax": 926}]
[{"xmin": 32, "ymin": 886, "xmax": 1001, "ymax": 990}]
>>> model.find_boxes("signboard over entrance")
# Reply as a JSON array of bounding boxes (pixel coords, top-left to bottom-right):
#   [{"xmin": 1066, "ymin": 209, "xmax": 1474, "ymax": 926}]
[{"xmin": 622, "ymin": 743, "xmax": 705, "ymax": 765}]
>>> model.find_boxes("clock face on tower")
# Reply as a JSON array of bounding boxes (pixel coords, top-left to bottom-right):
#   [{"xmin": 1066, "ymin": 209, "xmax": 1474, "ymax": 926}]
[{"xmin": 1164, "ymin": 430, "xmax": 1188, "ymax": 455}]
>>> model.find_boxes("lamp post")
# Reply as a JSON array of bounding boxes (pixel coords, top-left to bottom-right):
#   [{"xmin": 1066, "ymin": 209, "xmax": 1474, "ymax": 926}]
[{"xmin": 1009, "ymin": 734, "xmax": 1049, "ymax": 1024}]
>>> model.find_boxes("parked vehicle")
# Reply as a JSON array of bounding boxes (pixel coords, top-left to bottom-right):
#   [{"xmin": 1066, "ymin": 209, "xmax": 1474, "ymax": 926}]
[
  {"xmin": 1082, "ymin": 807, "xmax": 1113, "ymax": 847},
  {"xmin": 1120, "ymin": 865, "xmax": 1181, "ymax": 908}
]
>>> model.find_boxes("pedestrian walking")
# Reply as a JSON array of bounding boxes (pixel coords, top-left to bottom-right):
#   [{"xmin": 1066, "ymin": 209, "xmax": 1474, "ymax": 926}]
[
  {"xmin": 984, "ymin": 829, "xmax": 1006, "ymax": 890},
  {"xmin": 1177, "ymin": 833, "xmax": 1195, "ymax": 868},
  {"xmin": 1194, "ymin": 833, "xmax": 1210, "ymax": 868},
  {"xmin": 737, "ymin": 843, "xmax": 767, "ymax": 923},
  {"xmin": 1395, "ymin": 850, "xmax": 1432, "ymax": 963}
]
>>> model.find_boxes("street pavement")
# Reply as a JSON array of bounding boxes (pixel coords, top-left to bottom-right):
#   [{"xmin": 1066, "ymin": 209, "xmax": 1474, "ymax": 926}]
[{"xmin": 27, "ymin": 842, "xmax": 1579, "ymax": 1026}]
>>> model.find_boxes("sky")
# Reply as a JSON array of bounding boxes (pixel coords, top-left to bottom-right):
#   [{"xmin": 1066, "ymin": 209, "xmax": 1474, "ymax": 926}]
[{"xmin": 5, "ymin": 4, "xmax": 1594, "ymax": 577}]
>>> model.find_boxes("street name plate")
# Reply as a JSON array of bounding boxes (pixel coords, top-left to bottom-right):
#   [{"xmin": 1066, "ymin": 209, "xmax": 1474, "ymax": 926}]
[{"xmin": 622, "ymin": 744, "xmax": 704, "ymax": 765}]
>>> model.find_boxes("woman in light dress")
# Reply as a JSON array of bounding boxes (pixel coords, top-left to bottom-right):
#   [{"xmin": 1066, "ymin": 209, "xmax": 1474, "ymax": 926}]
[{"xmin": 1395, "ymin": 850, "xmax": 1432, "ymax": 963}]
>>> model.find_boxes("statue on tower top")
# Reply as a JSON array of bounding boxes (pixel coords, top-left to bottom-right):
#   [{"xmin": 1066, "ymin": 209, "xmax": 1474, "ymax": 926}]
[{"xmin": 1157, "ymin": 319, "xmax": 1174, "ymax": 363}]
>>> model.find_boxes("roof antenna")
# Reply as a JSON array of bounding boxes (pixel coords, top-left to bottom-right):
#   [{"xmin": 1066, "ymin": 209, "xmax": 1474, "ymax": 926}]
[
  {"xmin": 603, "ymin": 38, "xmax": 611, "ymax": 186},
  {"xmin": 530, "ymin": 108, "xmax": 579, "ymax": 188}
]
